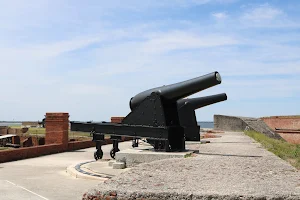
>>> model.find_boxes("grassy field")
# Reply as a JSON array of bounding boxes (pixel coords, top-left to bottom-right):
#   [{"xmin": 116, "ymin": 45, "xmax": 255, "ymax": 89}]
[
  {"xmin": 245, "ymin": 130, "xmax": 300, "ymax": 170},
  {"xmin": 0, "ymin": 147, "xmax": 12, "ymax": 150},
  {"xmin": 6, "ymin": 126, "xmax": 92, "ymax": 140},
  {"xmin": 27, "ymin": 127, "xmax": 92, "ymax": 139}
]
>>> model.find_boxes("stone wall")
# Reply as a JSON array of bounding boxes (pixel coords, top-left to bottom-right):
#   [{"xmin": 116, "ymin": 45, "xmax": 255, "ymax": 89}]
[
  {"xmin": 214, "ymin": 115, "xmax": 248, "ymax": 131},
  {"xmin": 214, "ymin": 115, "xmax": 282, "ymax": 140}
]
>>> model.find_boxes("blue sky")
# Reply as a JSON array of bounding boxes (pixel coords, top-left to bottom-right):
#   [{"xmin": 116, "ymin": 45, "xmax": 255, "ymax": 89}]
[{"xmin": 1, "ymin": 0, "xmax": 300, "ymax": 121}]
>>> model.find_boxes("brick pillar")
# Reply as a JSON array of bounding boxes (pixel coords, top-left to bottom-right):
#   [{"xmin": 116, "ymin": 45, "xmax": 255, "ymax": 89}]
[
  {"xmin": 111, "ymin": 117, "xmax": 126, "ymax": 141},
  {"xmin": 45, "ymin": 113, "xmax": 69, "ymax": 150},
  {"xmin": 111, "ymin": 117, "xmax": 124, "ymax": 123}
]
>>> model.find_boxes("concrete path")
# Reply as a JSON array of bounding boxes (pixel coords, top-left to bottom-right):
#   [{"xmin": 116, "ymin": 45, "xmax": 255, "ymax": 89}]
[
  {"xmin": 84, "ymin": 132, "xmax": 300, "ymax": 200},
  {"xmin": 0, "ymin": 141, "xmax": 132, "ymax": 200}
]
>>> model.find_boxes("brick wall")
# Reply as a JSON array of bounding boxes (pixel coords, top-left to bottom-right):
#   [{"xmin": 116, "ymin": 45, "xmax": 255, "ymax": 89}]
[
  {"xmin": 7, "ymin": 128, "xmax": 16, "ymax": 134},
  {"xmin": 0, "ymin": 144, "xmax": 64, "ymax": 163},
  {"xmin": 261, "ymin": 116, "xmax": 300, "ymax": 144},
  {"xmin": 45, "ymin": 113, "xmax": 69, "ymax": 150},
  {"xmin": 276, "ymin": 133, "xmax": 300, "ymax": 144},
  {"xmin": 0, "ymin": 113, "xmax": 133, "ymax": 163},
  {"xmin": 68, "ymin": 140, "xmax": 95, "ymax": 151},
  {"xmin": 0, "ymin": 126, "xmax": 8, "ymax": 135},
  {"xmin": 261, "ymin": 116, "xmax": 300, "ymax": 130}
]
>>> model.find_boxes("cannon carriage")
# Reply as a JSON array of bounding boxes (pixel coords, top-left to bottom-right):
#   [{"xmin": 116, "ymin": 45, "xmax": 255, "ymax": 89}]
[{"xmin": 71, "ymin": 71, "xmax": 227, "ymax": 160}]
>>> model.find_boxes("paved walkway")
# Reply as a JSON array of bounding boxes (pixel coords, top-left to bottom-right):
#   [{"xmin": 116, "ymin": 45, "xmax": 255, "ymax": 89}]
[
  {"xmin": 84, "ymin": 132, "xmax": 300, "ymax": 200},
  {"xmin": 0, "ymin": 141, "xmax": 132, "ymax": 200}
]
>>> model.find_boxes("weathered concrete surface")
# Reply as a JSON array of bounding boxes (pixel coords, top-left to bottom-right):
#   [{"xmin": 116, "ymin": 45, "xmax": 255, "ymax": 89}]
[
  {"xmin": 67, "ymin": 160, "xmax": 131, "ymax": 180},
  {"xmin": 214, "ymin": 115, "xmax": 281, "ymax": 139},
  {"xmin": 112, "ymin": 161, "xmax": 126, "ymax": 169},
  {"xmin": 83, "ymin": 132, "xmax": 300, "ymax": 200},
  {"xmin": 0, "ymin": 141, "xmax": 132, "ymax": 200},
  {"xmin": 214, "ymin": 115, "xmax": 248, "ymax": 132},
  {"xmin": 115, "ymin": 144, "xmax": 195, "ymax": 167}
]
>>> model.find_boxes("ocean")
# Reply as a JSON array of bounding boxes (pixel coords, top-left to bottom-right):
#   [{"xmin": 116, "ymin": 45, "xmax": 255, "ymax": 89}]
[
  {"xmin": 0, "ymin": 122, "xmax": 22, "ymax": 127},
  {"xmin": 198, "ymin": 122, "xmax": 214, "ymax": 128},
  {"xmin": 0, "ymin": 122, "xmax": 214, "ymax": 128}
]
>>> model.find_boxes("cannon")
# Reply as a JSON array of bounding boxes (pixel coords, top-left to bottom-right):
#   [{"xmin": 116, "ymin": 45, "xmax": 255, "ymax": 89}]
[
  {"xmin": 177, "ymin": 93, "xmax": 227, "ymax": 141},
  {"xmin": 71, "ymin": 71, "xmax": 226, "ymax": 160}
]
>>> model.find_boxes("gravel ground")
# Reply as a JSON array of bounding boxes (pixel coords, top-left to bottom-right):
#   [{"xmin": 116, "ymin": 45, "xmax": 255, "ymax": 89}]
[{"xmin": 84, "ymin": 132, "xmax": 300, "ymax": 200}]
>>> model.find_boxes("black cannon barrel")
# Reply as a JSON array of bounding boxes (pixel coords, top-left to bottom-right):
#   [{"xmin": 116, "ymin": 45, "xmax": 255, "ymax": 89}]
[
  {"xmin": 177, "ymin": 93, "xmax": 227, "ymax": 110},
  {"xmin": 130, "ymin": 71, "xmax": 222, "ymax": 110}
]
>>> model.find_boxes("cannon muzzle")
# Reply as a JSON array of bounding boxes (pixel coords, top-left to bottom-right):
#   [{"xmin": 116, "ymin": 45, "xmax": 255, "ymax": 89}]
[
  {"xmin": 177, "ymin": 93, "xmax": 227, "ymax": 110},
  {"xmin": 130, "ymin": 71, "xmax": 221, "ymax": 109}
]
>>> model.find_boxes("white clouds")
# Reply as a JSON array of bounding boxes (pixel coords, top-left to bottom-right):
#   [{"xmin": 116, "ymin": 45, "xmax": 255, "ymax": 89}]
[
  {"xmin": 141, "ymin": 31, "xmax": 238, "ymax": 54},
  {"xmin": 1, "ymin": 1, "xmax": 300, "ymax": 121},
  {"xmin": 212, "ymin": 12, "xmax": 228, "ymax": 20},
  {"xmin": 242, "ymin": 4, "xmax": 283, "ymax": 21},
  {"xmin": 190, "ymin": 0, "xmax": 237, "ymax": 5}
]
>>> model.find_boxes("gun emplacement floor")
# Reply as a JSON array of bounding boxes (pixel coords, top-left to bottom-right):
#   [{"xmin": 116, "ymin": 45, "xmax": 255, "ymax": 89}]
[{"xmin": 83, "ymin": 131, "xmax": 300, "ymax": 200}]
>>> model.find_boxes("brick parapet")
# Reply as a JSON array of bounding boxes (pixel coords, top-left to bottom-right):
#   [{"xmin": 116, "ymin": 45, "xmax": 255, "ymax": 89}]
[
  {"xmin": 261, "ymin": 115, "xmax": 300, "ymax": 119},
  {"xmin": 261, "ymin": 115, "xmax": 300, "ymax": 130},
  {"xmin": 45, "ymin": 113, "xmax": 69, "ymax": 150},
  {"xmin": 0, "ymin": 144, "xmax": 64, "ymax": 163}
]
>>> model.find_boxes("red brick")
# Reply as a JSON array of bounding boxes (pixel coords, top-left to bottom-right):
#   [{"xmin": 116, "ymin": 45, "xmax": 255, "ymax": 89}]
[
  {"xmin": 45, "ymin": 112, "xmax": 69, "ymax": 150},
  {"xmin": 68, "ymin": 141, "xmax": 95, "ymax": 151},
  {"xmin": 0, "ymin": 144, "xmax": 64, "ymax": 163},
  {"xmin": 261, "ymin": 115, "xmax": 300, "ymax": 144},
  {"xmin": 0, "ymin": 126, "xmax": 8, "ymax": 135},
  {"xmin": 111, "ymin": 117, "xmax": 124, "ymax": 123},
  {"xmin": 277, "ymin": 133, "xmax": 300, "ymax": 144},
  {"xmin": 261, "ymin": 116, "xmax": 300, "ymax": 130}
]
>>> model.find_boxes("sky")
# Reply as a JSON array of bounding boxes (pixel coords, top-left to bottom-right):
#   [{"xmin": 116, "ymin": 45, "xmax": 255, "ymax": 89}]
[{"xmin": 0, "ymin": 0, "xmax": 300, "ymax": 121}]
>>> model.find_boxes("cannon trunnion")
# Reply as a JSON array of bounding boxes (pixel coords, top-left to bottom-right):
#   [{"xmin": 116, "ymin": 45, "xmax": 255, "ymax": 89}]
[{"xmin": 70, "ymin": 71, "xmax": 227, "ymax": 160}]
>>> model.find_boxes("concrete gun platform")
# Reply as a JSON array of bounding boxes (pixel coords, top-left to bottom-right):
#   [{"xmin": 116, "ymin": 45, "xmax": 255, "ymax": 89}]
[
  {"xmin": 115, "ymin": 141, "xmax": 198, "ymax": 168},
  {"xmin": 67, "ymin": 141, "xmax": 199, "ymax": 179},
  {"xmin": 83, "ymin": 131, "xmax": 300, "ymax": 200}
]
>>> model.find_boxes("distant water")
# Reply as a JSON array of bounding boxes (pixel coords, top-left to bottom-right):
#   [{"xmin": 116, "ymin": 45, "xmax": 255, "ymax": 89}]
[
  {"xmin": 0, "ymin": 122, "xmax": 21, "ymax": 127},
  {"xmin": 0, "ymin": 122, "xmax": 214, "ymax": 128},
  {"xmin": 198, "ymin": 121, "xmax": 214, "ymax": 128}
]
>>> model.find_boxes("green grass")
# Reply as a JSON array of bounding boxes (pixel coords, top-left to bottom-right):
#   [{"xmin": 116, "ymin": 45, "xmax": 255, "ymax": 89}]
[
  {"xmin": 245, "ymin": 130, "xmax": 300, "ymax": 170},
  {"xmin": 6, "ymin": 126, "xmax": 114, "ymax": 142},
  {"xmin": 7, "ymin": 125, "xmax": 22, "ymax": 128},
  {"xmin": 27, "ymin": 127, "xmax": 46, "ymax": 135},
  {"xmin": 27, "ymin": 127, "xmax": 92, "ymax": 138},
  {"xmin": 0, "ymin": 147, "xmax": 11, "ymax": 150},
  {"xmin": 7, "ymin": 126, "xmax": 92, "ymax": 139}
]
